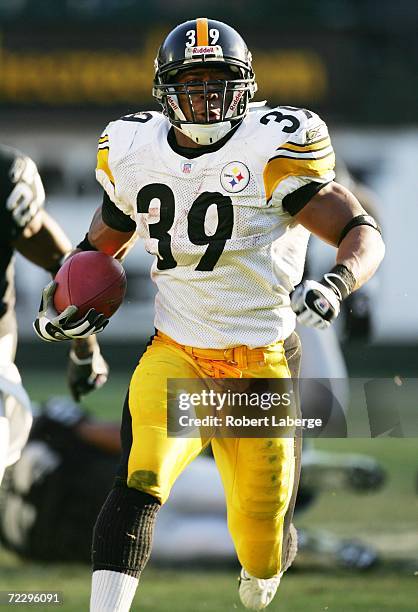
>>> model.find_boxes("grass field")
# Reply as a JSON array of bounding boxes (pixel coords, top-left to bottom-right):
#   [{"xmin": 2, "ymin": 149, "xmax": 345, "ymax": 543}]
[{"xmin": 0, "ymin": 369, "xmax": 417, "ymax": 611}]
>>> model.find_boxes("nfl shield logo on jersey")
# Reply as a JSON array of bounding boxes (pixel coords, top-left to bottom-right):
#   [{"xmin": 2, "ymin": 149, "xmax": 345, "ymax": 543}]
[
  {"xmin": 181, "ymin": 161, "xmax": 193, "ymax": 174},
  {"xmin": 220, "ymin": 161, "xmax": 250, "ymax": 193}
]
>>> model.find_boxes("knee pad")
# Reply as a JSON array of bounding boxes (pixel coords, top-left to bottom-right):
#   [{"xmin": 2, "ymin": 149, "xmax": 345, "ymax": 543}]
[
  {"xmin": 92, "ymin": 484, "xmax": 160, "ymax": 578},
  {"xmin": 236, "ymin": 438, "xmax": 295, "ymax": 518}
]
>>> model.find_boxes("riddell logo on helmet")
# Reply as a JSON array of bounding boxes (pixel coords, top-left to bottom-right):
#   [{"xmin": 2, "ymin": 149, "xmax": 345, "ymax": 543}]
[
  {"xmin": 167, "ymin": 96, "xmax": 179, "ymax": 111},
  {"xmin": 229, "ymin": 91, "xmax": 244, "ymax": 112},
  {"xmin": 192, "ymin": 46, "xmax": 217, "ymax": 55}
]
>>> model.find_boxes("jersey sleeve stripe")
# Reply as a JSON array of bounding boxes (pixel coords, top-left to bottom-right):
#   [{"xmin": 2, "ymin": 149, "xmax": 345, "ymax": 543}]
[
  {"xmin": 282, "ymin": 135, "xmax": 330, "ymax": 148},
  {"xmin": 263, "ymin": 152, "xmax": 335, "ymax": 201},
  {"xmin": 277, "ymin": 137, "xmax": 331, "ymax": 154},
  {"xmin": 98, "ymin": 135, "xmax": 109, "ymax": 144},
  {"xmin": 269, "ymin": 145, "xmax": 334, "ymax": 161},
  {"xmin": 96, "ymin": 147, "xmax": 115, "ymax": 186}
]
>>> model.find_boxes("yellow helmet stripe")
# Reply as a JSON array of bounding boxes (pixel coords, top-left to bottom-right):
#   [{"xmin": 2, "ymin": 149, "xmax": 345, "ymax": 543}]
[
  {"xmin": 263, "ymin": 152, "xmax": 335, "ymax": 202},
  {"xmin": 196, "ymin": 17, "xmax": 209, "ymax": 46}
]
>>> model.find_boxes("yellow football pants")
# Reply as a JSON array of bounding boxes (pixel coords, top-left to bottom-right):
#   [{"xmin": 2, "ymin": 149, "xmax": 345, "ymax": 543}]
[{"xmin": 125, "ymin": 332, "xmax": 299, "ymax": 578}]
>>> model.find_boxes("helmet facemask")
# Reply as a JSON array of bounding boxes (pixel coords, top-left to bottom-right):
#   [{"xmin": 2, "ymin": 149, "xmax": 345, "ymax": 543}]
[{"xmin": 154, "ymin": 63, "xmax": 257, "ymax": 145}]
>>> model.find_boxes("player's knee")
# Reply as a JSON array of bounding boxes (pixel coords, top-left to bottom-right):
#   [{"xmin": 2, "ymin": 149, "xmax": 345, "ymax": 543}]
[
  {"xmin": 92, "ymin": 483, "xmax": 160, "ymax": 578},
  {"xmin": 127, "ymin": 469, "xmax": 168, "ymax": 504},
  {"xmin": 238, "ymin": 537, "xmax": 282, "ymax": 579},
  {"xmin": 128, "ymin": 469, "xmax": 158, "ymax": 493}
]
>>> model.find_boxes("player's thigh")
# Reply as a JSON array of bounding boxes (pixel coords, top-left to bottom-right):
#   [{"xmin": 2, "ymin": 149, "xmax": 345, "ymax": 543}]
[
  {"xmin": 212, "ymin": 343, "xmax": 298, "ymax": 517},
  {"xmin": 120, "ymin": 340, "xmax": 205, "ymax": 504},
  {"xmin": 212, "ymin": 436, "xmax": 296, "ymax": 519}
]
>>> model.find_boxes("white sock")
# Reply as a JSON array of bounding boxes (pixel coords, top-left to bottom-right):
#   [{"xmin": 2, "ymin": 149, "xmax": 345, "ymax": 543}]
[{"xmin": 90, "ymin": 570, "xmax": 139, "ymax": 612}]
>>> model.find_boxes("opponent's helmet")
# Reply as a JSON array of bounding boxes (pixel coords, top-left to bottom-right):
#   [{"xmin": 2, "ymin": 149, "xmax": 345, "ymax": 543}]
[{"xmin": 153, "ymin": 18, "xmax": 257, "ymax": 145}]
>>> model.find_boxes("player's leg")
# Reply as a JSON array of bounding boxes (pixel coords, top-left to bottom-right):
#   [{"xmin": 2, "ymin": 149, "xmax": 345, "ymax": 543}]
[
  {"xmin": 0, "ymin": 318, "xmax": 32, "ymax": 486},
  {"xmin": 212, "ymin": 334, "xmax": 302, "ymax": 609},
  {"xmin": 91, "ymin": 336, "xmax": 207, "ymax": 612},
  {"xmin": 0, "ymin": 414, "xmax": 9, "ymax": 485},
  {"xmin": 214, "ymin": 435, "xmax": 298, "ymax": 573}
]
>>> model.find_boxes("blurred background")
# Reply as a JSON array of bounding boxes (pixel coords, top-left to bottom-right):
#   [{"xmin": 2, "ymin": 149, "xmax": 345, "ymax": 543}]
[{"xmin": 0, "ymin": 1, "xmax": 417, "ymax": 611}]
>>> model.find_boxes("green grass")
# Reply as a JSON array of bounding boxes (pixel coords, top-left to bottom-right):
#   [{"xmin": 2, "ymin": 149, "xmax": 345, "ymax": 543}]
[
  {"xmin": 0, "ymin": 561, "xmax": 416, "ymax": 611},
  {"xmin": 298, "ymin": 439, "xmax": 418, "ymax": 543},
  {"xmin": 21, "ymin": 369, "xmax": 131, "ymax": 421},
  {"xmin": 1, "ymin": 371, "xmax": 417, "ymax": 611}
]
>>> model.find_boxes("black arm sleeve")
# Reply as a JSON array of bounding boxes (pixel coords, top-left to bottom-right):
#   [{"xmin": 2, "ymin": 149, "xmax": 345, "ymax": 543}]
[
  {"xmin": 101, "ymin": 192, "xmax": 136, "ymax": 232},
  {"xmin": 282, "ymin": 181, "xmax": 331, "ymax": 216}
]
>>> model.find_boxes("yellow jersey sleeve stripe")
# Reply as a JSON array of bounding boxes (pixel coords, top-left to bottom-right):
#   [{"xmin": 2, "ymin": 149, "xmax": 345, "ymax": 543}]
[
  {"xmin": 281, "ymin": 135, "xmax": 329, "ymax": 148},
  {"xmin": 98, "ymin": 135, "xmax": 109, "ymax": 144},
  {"xmin": 277, "ymin": 137, "xmax": 331, "ymax": 154},
  {"xmin": 263, "ymin": 152, "xmax": 335, "ymax": 202},
  {"xmin": 96, "ymin": 147, "xmax": 115, "ymax": 186},
  {"xmin": 196, "ymin": 18, "xmax": 209, "ymax": 46}
]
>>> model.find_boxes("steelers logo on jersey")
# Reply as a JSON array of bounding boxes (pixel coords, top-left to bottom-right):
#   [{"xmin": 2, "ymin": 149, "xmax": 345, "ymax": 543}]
[{"xmin": 220, "ymin": 161, "xmax": 250, "ymax": 193}]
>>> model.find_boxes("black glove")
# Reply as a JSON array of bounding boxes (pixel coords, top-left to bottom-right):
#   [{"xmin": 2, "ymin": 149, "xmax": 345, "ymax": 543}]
[{"xmin": 67, "ymin": 346, "xmax": 109, "ymax": 401}]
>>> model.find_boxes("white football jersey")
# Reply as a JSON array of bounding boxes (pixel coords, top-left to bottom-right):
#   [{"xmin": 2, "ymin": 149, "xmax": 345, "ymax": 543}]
[{"xmin": 96, "ymin": 106, "xmax": 335, "ymax": 348}]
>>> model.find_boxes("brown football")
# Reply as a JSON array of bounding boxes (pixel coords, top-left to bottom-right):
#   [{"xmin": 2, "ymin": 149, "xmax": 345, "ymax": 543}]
[{"xmin": 53, "ymin": 251, "xmax": 127, "ymax": 318}]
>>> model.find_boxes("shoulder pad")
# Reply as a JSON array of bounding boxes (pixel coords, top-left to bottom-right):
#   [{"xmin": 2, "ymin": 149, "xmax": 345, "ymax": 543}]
[
  {"xmin": 258, "ymin": 106, "xmax": 335, "ymax": 202},
  {"xmin": 0, "ymin": 146, "xmax": 45, "ymax": 235},
  {"xmin": 252, "ymin": 105, "xmax": 329, "ymax": 146},
  {"xmin": 96, "ymin": 111, "xmax": 162, "ymax": 199}
]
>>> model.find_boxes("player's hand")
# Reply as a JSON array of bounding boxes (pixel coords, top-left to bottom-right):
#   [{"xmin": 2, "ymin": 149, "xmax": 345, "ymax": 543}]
[
  {"xmin": 290, "ymin": 279, "xmax": 340, "ymax": 329},
  {"xmin": 68, "ymin": 345, "xmax": 109, "ymax": 400},
  {"xmin": 33, "ymin": 281, "xmax": 109, "ymax": 342}
]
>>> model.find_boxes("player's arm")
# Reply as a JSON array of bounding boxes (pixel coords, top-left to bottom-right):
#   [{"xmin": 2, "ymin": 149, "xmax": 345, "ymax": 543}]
[
  {"xmin": 2, "ymin": 151, "xmax": 108, "ymax": 397},
  {"xmin": 13, "ymin": 206, "xmax": 109, "ymax": 399},
  {"xmin": 262, "ymin": 107, "xmax": 384, "ymax": 329},
  {"xmin": 33, "ymin": 192, "xmax": 136, "ymax": 341},
  {"xmin": 34, "ymin": 122, "xmax": 137, "ymax": 344},
  {"xmin": 290, "ymin": 181, "xmax": 384, "ymax": 328},
  {"xmin": 295, "ymin": 181, "xmax": 384, "ymax": 288},
  {"xmin": 12, "ymin": 208, "xmax": 72, "ymax": 272},
  {"xmin": 78, "ymin": 193, "xmax": 137, "ymax": 259}
]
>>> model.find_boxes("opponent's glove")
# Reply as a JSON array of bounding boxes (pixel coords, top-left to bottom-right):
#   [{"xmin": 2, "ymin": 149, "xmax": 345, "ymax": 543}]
[
  {"xmin": 290, "ymin": 280, "xmax": 341, "ymax": 329},
  {"xmin": 67, "ymin": 346, "xmax": 109, "ymax": 401},
  {"xmin": 33, "ymin": 281, "xmax": 109, "ymax": 342},
  {"xmin": 290, "ymin": 264, "xmax": 357, "ymax": 330}
]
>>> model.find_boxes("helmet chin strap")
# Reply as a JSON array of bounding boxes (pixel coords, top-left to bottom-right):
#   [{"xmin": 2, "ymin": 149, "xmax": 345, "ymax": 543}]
[
  {"xmin": 167, "ymin": 90, "xmax": 238, "ymax": 145},
  {"xmin": 177, "ymin": 121, "xmax": 233, "ymax": 145}
]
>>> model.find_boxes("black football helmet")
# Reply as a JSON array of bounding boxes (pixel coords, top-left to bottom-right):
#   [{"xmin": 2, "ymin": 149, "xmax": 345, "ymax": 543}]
[{"xmin": 153, "ymin": 18, "xmax": 257, "ymax": 145}]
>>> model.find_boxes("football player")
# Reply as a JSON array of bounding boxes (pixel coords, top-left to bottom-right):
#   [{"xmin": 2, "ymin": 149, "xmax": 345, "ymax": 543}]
[
  {"xmin": 0, "ymin": 144, "xmax": 108, "ymax": 485},
  {"xmin": 33, "ymin": 18, "xmax": 384, "ymax": 611}
]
